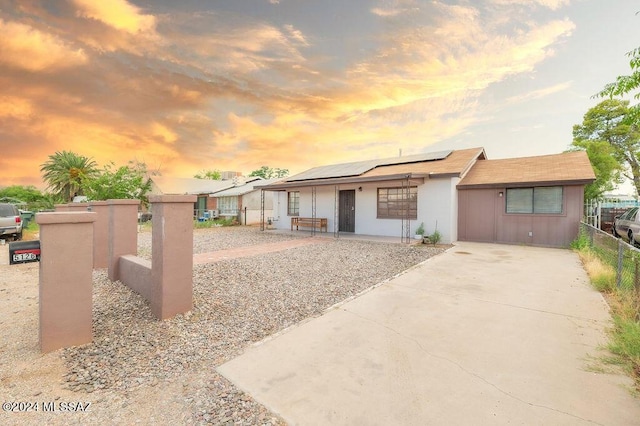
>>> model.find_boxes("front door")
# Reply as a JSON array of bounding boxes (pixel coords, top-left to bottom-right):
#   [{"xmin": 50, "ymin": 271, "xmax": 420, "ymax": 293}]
[{"xmin": 339, "ymin": 190, "xmax": 356, "ymax": 232}]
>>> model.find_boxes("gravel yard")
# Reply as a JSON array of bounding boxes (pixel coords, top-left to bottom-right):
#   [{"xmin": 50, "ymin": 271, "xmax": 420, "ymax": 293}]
[{"xmin": 1, "ymin": 227, "xmax": 445, "ymax": 425}]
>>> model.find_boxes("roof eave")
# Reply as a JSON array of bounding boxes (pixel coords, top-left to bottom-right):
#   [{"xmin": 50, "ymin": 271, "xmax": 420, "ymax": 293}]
[
  {"xmin": 457, "ymin": 178, "xmax": 595, "ymax": 190},
  {"xmin": 261, "ymin": 173, "xmax": 424, "ymax": 190}
]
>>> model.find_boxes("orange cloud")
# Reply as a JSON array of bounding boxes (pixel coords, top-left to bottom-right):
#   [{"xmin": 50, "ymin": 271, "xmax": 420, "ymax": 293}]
[
  {"xmin": 72, "ymin": 0, "xmax": 156, "ymax": 34},
  {"xmin": 0, "ymin": 19, "xmax": 87, "ymax": 72},
  {"xmin": 490, "ymin": 0, "xmax": 571, "ymax": 11},
  {"xmin": 0, "ymin": 96, "xmax": 34, "ymax": 120}
]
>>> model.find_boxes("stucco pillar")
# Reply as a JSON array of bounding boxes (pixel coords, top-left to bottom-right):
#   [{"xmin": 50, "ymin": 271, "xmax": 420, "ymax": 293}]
[
  {"xmin": 107, "ymin": 199, "xmax": 139, "ymax": 282},
  {"xmin": 54, "ymin": 204, "xmax": 71, "ymax": 212},
  {"xmin": 60, "ymin": 202, "xmax": 110, "ymax": 269},
  {"xmin": 36, "ymin": 212, "xmax": 96, "ymax": 353},
  {"xmin": 149, "ymin": 195, "xmax": 196, "ymax": 319},
  {"xmin": 64, "ymin": 202, "xmax": 90, "ymax": 212},
  {"xmin": 89, "ymin": 201, "xmax": 109, "ymax": 269}
]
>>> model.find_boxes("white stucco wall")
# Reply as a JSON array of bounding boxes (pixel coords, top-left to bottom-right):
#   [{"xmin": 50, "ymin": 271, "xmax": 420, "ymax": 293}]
[{"xmin": 268, "ymin": 179, "xmax": 458, "ymax": 243}]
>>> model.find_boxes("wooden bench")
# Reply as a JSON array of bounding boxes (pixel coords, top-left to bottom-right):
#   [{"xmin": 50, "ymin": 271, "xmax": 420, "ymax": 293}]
[{"xmin": 291, "ymin": 217, "xmax": 328, "ymax": 233}]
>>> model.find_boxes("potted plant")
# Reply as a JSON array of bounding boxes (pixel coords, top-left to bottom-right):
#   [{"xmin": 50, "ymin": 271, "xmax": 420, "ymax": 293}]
[{"xmin": 414, "ymin": 222, "xmax": 425, "ymax": 240}]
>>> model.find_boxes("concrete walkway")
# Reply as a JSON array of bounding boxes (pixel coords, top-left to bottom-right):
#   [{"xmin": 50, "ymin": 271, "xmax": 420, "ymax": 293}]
[{"xmin": 218, "ymin": 242, "xmax": 640, "ymax": 425}]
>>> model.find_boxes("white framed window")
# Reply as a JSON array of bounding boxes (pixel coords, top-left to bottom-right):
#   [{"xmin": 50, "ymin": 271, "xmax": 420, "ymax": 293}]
[
  {"xmin": 218, "ymin": 196, "xmax": 238, "ymax": 215},
  {"xmin": 288, "ymin": 191, "xmax": 300, "ymax": 216}
]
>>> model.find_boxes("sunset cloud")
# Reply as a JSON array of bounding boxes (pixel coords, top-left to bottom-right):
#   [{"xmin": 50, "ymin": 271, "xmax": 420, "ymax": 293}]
[
  {"xmin": 490, "ymin": 0, "xmax": 571, "ymax": 10},
  {"xmin": 0, "ymin": 19, "xmax": 87, "ymax": 72},
  {"xmin": 72, "ymin": 0, "xmax": 156, "ymax": 34}
]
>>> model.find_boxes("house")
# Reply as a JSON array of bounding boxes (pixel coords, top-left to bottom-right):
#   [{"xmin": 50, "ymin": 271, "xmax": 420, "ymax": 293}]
[
  {"xmin": 260, "ymin": 148, "xmax": 595, "ymax": 247},
  {"xmin": 261, "ymin": 148, "xmax": 486, "ymax": 243},
  {"xmin": 210, "ymin": 177, "xmax": 280, "ymax": 225},
  {"xmin": 149, "ymin": 176, "xmax": 235, "ymax": 217}
]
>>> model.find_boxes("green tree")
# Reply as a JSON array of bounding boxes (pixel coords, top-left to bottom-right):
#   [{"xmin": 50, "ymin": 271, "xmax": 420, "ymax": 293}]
[
  {"xmin": 0, "ymin": 185, "xmax": 54, "ymax": 211},
  {"xmin": 571, "ymin": 99, "xmax": 640, "ymax": 198},
  {"xmin": 194, "ymin": 169, "xmax": 221, "ymax": 180},
  {"xmin": 83, "ymin": 161, "xmax": 152, "ymax": 206},
  {"xmin": 597, "ymin": 47, "xmax": 640, "ymax": 100},
  {"xmin": 248, "ymin": 166, "xmax": 289, "ymax": 179},
  {"xmin": 0, "ymin": 185, "xmax": 44, "ymax": 203},
  {"xmin": 40, "ymin": 151, "xmax": 98, "ymax": 202},
  {"xmin": 597, "ymin": 46, "xmax": 640, "ymax": 123}
]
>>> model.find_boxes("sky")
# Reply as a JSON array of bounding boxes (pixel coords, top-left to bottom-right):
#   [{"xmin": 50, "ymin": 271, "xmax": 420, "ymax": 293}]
[{"xmin": 0, "ymin": 0, "xmax": 639, "ymax": 189}]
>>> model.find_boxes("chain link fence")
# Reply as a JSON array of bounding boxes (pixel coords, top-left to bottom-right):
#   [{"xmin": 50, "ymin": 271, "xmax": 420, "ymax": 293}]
[{"xmin": 581, "ymin": 222, "xmax": 640, "ymax": 292}]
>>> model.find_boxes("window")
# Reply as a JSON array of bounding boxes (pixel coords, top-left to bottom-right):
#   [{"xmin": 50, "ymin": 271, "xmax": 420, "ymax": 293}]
[
  {"xmin": 194, "ymin": 196, "xmax": 207, "ymax": 217},
  {"xmin": 506, "ymin": 186, "xmax": 563, "ymax": 214},
  {"xmin": 621, "ymin": 207, "xmax": 638, "ymax": 221},
  {"xmin": 377, "ymin": 187, "xmax": 417, "ymax": 219},
  {"xmin": 218, "ymin": 196, "xmax": 238, "ymax": 215},
  {"xmin": 288, "ymin": 191, "xmax": 300, "ymax": 216}
]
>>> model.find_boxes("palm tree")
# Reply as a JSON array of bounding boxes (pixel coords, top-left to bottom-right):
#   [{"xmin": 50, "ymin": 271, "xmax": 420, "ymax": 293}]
[{"xmin": 40, "ymin": 151, "xmax": 98, "ymax": 202}]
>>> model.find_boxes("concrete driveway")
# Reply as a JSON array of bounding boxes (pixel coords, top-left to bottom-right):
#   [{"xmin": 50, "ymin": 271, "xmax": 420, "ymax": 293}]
[{"xmin": 218, "ymin": 242, "xmax": 640, "ymax": 425}]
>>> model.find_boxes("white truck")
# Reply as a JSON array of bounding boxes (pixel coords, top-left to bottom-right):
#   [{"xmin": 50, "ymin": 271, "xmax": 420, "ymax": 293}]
[{"xmin": 0, "ymin": 203, "xmax": 23, "ymax": 241}]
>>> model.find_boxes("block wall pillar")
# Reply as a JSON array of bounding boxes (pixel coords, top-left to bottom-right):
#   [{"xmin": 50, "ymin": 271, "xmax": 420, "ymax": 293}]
[
  {"xmin": 107, "ymin": 199, "xmax": 139, "ymax": 282},
  {"xmin": 149, "ymin": 195, "xmax": 196, "ymax": 319},
  {"xmin": 36, "ymin": 212, "xmax": 96, "ymax": 353}
]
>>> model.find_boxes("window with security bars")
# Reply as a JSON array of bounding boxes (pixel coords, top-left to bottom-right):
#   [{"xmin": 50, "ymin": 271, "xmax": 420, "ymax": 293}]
[
  {"xmin": 506, "ymin": 186, "xmax": 563, "ymax": 214},
  {"xmin": 377, "ymin": 187, "xmax": 417, "ymax": 219},
  {"xmin": 288, "ymin": 191, "xmax": 300, "ymax": 216},
  {"xmin": 218, "ymin": 196, "xmax": 238, "ymax": 215}
]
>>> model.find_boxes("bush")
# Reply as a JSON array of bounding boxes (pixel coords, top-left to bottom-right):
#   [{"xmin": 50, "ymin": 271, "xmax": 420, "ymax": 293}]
[
  {"xmin": 428, "ymin": 229, "xmax": 441, "ymax": 246},
  {"xmin": 570, "ymin": 229, "xmax": 591, "ymax": 250},
  {"xmin": 193, "ymin": 217, "xmax": 239, "ymax": 229}
]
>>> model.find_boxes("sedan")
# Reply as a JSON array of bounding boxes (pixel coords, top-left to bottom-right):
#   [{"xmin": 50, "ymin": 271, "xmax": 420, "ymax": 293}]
[{"xmin": 613, "ymin": 207, "xmax": 640, "ymax": 246}]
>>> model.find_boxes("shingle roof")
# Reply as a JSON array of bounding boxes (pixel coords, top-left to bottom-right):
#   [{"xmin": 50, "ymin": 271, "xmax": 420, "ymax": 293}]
[
  {"xmin": 211, "ymin": 177, "xmax": 278, "ymax": 197},
  {"xmin": 457, "ymin": 151, "xmax": 595, "ymax": 189},
  {"xmin": 150, "ymin": 176, "xmax": 233, "ymax": 195},
  {"xmin": 261, "ymin": 148, "xmax": 486, "ymax": 191},
  {"xmin": 361, "ymin": 148, "xmax": 486, "ymax": 178},
  {"xmin": 286, "ymin": 150, "xmax": 453, "ymax": 181}
]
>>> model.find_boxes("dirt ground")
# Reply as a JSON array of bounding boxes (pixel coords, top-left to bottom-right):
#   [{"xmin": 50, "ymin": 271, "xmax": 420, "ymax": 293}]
[
  {"xmin": 0, "ymin": 241, "xmax": 201, "ymax": 425},
  {"xmin": 0, "ymin": 242, "xmax": 85, "ymax": 422}
]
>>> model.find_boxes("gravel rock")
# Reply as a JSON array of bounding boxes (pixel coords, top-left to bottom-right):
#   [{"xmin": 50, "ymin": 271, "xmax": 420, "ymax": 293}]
[{"xmin": 3, "ymin": 226, "xmax": 445, "ymax": 425}]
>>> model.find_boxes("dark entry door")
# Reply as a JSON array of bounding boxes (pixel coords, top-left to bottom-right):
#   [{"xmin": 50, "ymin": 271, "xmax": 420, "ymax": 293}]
[{"xmin": 339, "ymin": 190, "xmax": 356, "ymax": 232}]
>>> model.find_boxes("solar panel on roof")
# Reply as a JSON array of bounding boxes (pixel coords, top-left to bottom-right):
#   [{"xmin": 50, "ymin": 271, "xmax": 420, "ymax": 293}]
[{"xmin": 286, "ymin": 150, "xmax": 452, "ymax": 182}]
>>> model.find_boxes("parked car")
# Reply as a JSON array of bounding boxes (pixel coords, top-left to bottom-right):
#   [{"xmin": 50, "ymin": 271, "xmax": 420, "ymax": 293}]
[
  {"xmin": 612, "ymin": 207, "xmax": 640, "ymax": 246},
  {"xmin": 0, "ymin": 203, "xmax": 23, "ymax": 241}
]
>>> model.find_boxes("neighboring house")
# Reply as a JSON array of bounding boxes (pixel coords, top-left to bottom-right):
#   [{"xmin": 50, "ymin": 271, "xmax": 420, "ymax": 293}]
[
  {"xmin": 211, "ymin": 177, "xmax": 280, "ymax": 225},
  {"xmin": 260, "ymin": 148, "xmax": 595, "ymax": 247},
  {"xmin": 149, "ymin": 176, "xmax": 234, "ymax": 217},
  {"xmin": 457, "ymin": 151, "xmax": 595, "ymax": 247}
]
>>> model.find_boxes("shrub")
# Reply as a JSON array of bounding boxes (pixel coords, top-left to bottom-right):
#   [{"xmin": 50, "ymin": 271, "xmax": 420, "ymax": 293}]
[
  {"xmin": 428, "ymin": 229, "xmax": 441, "ymax": 246},
  {"xmin": 570, "ymin": 229, "xmax": 591, "ymax": 250}
]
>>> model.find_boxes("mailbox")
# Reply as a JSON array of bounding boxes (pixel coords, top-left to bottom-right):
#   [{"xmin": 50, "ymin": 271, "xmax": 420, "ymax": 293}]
[{"xmin": 9, "ymin": 240, "xmax": 40, "ymax": 265}]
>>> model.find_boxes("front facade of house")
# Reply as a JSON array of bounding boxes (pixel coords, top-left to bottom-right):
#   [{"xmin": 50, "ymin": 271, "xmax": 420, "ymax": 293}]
[
  {"xmin": 150, "ymin": 176, "xmax": 234, "ymax": 217},
  {"xmin": 264, "ymin": 148, "xmax": 486, "ymax": 243},
  {"xmin": 212, "ymin": 178, "xmax": 277, "ymax": 225},
  {"xmin": 263, "ymin": 148, "xmax": 595, "ymax": 247}
]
